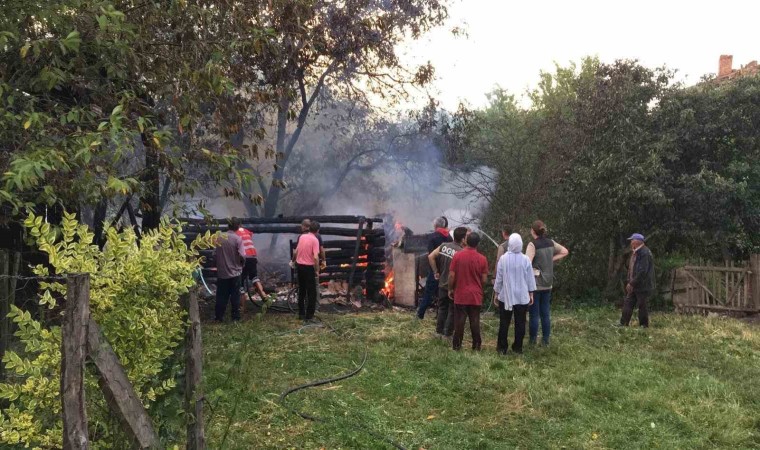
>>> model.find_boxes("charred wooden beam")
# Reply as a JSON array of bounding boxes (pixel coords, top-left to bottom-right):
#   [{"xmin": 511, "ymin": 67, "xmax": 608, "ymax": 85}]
[
  {"xmin": 179, "ymin": 215, "xmax": 383, "ymax": 225},
  {"xmin": 322, "ymin": 264, "xmax": 383, "ymax": 273},
  {"xmin": 183, "ymin": 226, "xmax": 380, "ymax": 238}
]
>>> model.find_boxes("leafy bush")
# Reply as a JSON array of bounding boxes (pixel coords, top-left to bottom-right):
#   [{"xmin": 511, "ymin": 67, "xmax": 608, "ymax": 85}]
[{"xmin": 0, "ymin": 212, "xmax": 214, "ymax": 448}]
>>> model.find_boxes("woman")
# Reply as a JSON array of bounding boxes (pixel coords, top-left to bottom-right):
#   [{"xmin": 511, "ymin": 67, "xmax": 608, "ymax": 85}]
[
  {"xmin": 494, "ymin": 233, "xmax": 536, "ymax": 354},
  {"xmin": 526, "ymin": 220, "xmax": 569, "ymax": 346}
]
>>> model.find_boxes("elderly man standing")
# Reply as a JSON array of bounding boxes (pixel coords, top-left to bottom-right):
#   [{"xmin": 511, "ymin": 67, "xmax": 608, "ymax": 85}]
[
  {"xmin": 215, "ymin": 217, "xmax": 247, "ymax": 322},
  {"xmin": 618, "ymin": 233, "xmax": 655, "ymax": 328}
]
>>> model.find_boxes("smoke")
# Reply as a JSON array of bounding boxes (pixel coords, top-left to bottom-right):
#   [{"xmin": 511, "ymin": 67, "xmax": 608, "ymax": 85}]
[{"xmin": 281, "ymin": 101, "xmax": 489, "ymax": 234}]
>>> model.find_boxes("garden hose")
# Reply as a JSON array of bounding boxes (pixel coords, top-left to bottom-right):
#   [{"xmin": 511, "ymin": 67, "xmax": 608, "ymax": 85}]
[
  {"xmin": 193, "ymin": 267, "xmax": 213, "ymax": 295},
  {"xmin": 278, "ymin": 316, "xmax": 408, "ymax": 450}
]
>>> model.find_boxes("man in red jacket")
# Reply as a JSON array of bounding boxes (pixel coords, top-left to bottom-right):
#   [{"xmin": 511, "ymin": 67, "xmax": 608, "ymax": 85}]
[{"xmin": 448, "ymin": 232, "xmax": 489, "ymax": 351}]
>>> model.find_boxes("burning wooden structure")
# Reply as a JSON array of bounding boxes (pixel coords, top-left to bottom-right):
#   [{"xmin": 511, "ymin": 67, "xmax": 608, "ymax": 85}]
[{"xmin": 181, "ymin": 215, "xmax": 388, "ymax": 302}]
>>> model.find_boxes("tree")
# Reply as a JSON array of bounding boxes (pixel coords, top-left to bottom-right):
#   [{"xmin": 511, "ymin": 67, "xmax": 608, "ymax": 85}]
[
  {"xmin": 278, "ymin": 95, "xmax": 447, "ymax": 214},
  {"xmin": 655, "ymin": 75, "xmax": 760, "ymax": 259},
  {"xmin": 237, "ymin": 0, "xmax": 450, "ymax": 218},
  {"xmin": 0, "ymin": 0, "xmax": 257, "ymax": 231}
]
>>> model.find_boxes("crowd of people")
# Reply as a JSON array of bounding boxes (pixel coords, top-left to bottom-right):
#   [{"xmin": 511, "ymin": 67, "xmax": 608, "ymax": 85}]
[
  {"xmin": 212, "ymin": 215, "xmax": 656, "ymax": 343},
  {"xmin": 420, "ymin": 217, "xmax": 655, "ymax": 353}
]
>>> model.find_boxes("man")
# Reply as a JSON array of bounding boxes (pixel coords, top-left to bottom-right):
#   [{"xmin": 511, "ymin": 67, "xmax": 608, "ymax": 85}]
[
  {"xmin": 449, "ymin": 232, "xmax": 489, "ymax": 351},
  {"xmin": 618, "ymin": 233, "xmax": 655, "ymax": 328},
  {"xmin": 293, "ymin": 219, "xmax": 321, "ymax": 323},
  {"xmin": 428, "ymin": 226, "xmax": 469, "ymax": 339},
  {"xmin": 235, "ymin": 223, "xmax": 267, "ymax": 305},
  {"xmin": 417, "ymin": 216, "xmax": 453, "ymax": 319},
  {"xmin": 214, "ymin": 217, "xmax": 247, "ymax": 322}
]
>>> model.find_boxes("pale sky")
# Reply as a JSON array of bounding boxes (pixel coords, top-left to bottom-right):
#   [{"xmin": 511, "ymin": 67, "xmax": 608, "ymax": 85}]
[{"xmin": 400, "ymin": 0, "xmax": 760, "ymax": 110}]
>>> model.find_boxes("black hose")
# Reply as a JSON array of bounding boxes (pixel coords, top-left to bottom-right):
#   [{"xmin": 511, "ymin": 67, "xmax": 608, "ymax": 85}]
[{"xmin": 278, "ymin": 317, "xmax": 407, "ymax": 450}]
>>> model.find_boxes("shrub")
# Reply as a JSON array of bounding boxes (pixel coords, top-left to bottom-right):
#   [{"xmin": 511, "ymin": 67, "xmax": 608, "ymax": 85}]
[{"xmin": 0, "ymin": 212, "xmax": 214, "ymax": 448}]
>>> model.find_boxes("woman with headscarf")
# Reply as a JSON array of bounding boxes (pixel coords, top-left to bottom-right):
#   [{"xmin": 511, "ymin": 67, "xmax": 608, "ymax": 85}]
[{"xmin": 493, "ymin": 233, "xmax": 536, "ymax": 355}]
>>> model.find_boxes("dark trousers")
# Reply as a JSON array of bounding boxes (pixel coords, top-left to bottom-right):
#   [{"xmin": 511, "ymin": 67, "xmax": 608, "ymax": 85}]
[
  {"xmin": 529, "ymin": 290, "xmax": 552, "ymax": 344},
  {"xmin": 215, "ymin": 276, "xmax": 242, "ymax": 321},
  {"xmin": 452, "ymin": 304, "xmax": 482, "ymax": 350},
  {"xmin": 417, "ymin": 272, "xmax": 439, "ymax": 319},
  {"xmin": 497, "ymin": 303, "xmax": 529, "ymax": 354},
  {"xmin": 297, "ymin": 264, "xmax": 317, "ymax": 320},
  {"xmin": 621, "ymin": 290, "xmax": 650, "ymax": 327},
  {"xmin": 435, "ymin": 289, "xmax": 455, "ymax": 336}
]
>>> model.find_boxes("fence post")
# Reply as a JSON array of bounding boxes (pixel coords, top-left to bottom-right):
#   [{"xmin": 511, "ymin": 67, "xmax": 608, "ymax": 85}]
[
  {"xmin": 87, "ymin": 319, "xmax": 159, "ymax": 449},
  {"xmin": 62, "ymin": 273, "xmax": 90, "ymax": 450},
  {"xmin": 184, "ymin": 289, "xmax": 205, "ymax": 450},
  {"xmin": 751, "ymin": 254, "xmax": 760, "ymax": 310}
]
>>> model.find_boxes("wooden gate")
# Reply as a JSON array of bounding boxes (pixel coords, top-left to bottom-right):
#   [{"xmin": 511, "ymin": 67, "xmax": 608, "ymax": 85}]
[{"xmin": 673, "ymin": 255, "xmax": 760, "ymax": 315}]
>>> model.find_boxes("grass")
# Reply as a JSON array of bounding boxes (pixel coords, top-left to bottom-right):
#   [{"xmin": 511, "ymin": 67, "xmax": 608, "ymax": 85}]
[{"xmin": 200, "ymin": 306, "xmax": 760, "ymax": 449}]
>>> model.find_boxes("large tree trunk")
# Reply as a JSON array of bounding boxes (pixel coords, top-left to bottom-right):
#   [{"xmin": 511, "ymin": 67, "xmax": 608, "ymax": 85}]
[{"xmin": 139, "ymin": 133, "xmax": 161, "ymax": 231}]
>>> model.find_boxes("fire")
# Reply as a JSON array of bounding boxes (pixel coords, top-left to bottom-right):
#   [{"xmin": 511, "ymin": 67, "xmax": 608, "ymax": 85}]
[
  {"xmin": 380, "ymin": 270, "xmax": 394, "ymax": 298},
  {"xmin": 339, "ymin": 262, "xmax": 368, "ymax": 268}
]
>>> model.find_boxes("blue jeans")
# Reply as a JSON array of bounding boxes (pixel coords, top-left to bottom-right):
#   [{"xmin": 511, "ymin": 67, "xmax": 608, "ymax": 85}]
[
  {"xmin": 529, "ymin": 290, "xmax": 552, "ymax": 344},
  {"xmin": 417, "ymin": 272, "xmax": 439, "ymax": 319}
]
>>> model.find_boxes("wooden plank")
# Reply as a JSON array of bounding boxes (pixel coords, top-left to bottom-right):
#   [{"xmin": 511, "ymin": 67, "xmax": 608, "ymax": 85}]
[
  {"xmin": 62, "ymin": 274, "xmax": 90, "ymax": 450},
  {"xmin": 683, "ymin": 270, "xmax": 719, "ymax": 304},
  {"xmin": 346, "ymin": 218, "xmax": 366, "ymax": 303},
  {"xmin": 184, "ymin": 291, "xmax": 205, "ymax": 450},
  {"xmin": 688, "ymin": 304, "xmax": 759, "ymax": 313},
  {"xmin": 751, "ymin": 255, "xmax": 760, "ymax": 310},
  {"xmin": 179, "ymin": 215, "xmax": 383, "ymax": 225},
  {"xmin": 725, "ymin": 272, "xmax": 746, "ymax": 308},
  {"xmin": 87, "ymin": 319, "xmax": 159, "ymax": 449}
]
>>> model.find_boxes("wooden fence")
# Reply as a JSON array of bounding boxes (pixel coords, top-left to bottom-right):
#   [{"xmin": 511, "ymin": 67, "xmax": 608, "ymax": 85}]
[
  {"xmin": 61, "ymin": 273, "xmax": 204, "ymax": 449},
  {"xmin": 672, "ymin": 254, "xmax": 760, "ymax": 315}
]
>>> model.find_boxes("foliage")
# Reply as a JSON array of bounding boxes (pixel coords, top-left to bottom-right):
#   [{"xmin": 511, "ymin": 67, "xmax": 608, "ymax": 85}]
[
  {"xmin": 200, "ymin": 310, "xmax": 760, "ymax": 448},
  {"xmin": 237, "ymin": 0, "xmax": 451, "ymax": 218},
  {"xmin": 447, "ymin": 58, "xmax": 760, "ymax": 300},
  {"xmin": 0, "ymin": 0, "xmax": 257, "ymax": 219},
  {"xmin": 0, "ymin": 212, "xmax": 215, "ymax": 448}
]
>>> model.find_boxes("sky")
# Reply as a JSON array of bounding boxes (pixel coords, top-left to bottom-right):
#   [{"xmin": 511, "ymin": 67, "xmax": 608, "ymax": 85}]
[{"xmin": 399, "ymin": 0, "xmax": 760, "ymax": 110}]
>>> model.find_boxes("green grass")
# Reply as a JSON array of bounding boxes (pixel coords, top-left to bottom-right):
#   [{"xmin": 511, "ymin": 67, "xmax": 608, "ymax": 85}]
[{"xmin": 201, "ymin": 307, "xmax": 760, "ymax": 449}]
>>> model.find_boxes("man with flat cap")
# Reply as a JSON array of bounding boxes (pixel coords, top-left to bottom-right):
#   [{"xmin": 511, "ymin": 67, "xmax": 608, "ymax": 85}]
[{"xmin": 618, "ymin": 233, "xmax": 655, "ymax": 328}]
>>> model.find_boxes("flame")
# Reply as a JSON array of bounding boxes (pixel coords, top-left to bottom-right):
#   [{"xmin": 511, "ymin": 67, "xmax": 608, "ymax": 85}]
[
  {"xmin": 339, "ymin": 262, "xmax": 368, "ymax": 268},
  {"xmin": 380, "ymin": 270, "xmax": 395, "ymax": 298}
]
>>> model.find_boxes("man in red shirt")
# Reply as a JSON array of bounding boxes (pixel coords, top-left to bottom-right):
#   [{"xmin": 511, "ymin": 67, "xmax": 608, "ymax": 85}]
[{"xmin": 448, "ymin": 232, "xmax": 488, "ymax": 351}]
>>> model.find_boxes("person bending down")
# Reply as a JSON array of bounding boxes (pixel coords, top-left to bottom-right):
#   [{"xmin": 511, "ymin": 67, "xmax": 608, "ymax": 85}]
[
  {"xmin": 494, "ymin": 233, "xmax": 536, "ymax": 355},
  {"xmin": 235, "ymin": 225, "xmax": 267, "ymax": 307},
  {"xmin": 448, "ymin": 232, "xmax": 488, "ymax": 351}
]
